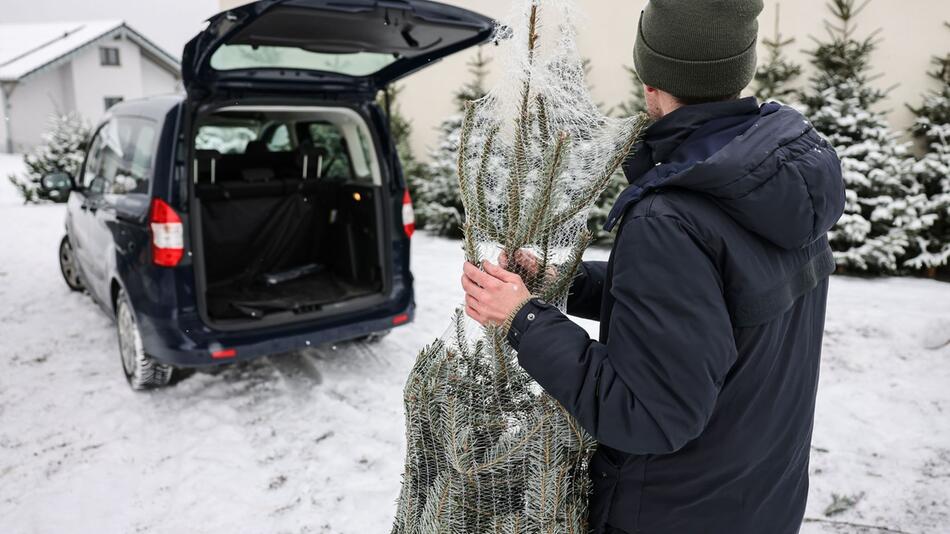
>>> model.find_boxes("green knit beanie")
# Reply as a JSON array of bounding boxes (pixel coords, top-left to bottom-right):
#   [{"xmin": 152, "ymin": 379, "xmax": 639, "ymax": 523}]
[{"xmin": 634, "ymin": 0, "xmax": 764, "ymax": 100}]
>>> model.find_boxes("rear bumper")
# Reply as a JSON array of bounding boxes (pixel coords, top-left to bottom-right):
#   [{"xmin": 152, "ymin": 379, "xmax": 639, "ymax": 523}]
[{"xmin": 137, "ymin": 302, "xmax": 414, "ymax": 367}]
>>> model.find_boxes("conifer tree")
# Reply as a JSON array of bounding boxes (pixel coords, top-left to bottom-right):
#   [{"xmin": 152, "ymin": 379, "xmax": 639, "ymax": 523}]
[
  {"xmin": 905, "ymin": 22, "xmax": 950, "ymax": 272},
  {"xmin": 754, "ymin": 5, "xmax": 802, "ymax": 102},
  {"xmin": 616, "ymin": 66, "xmax": 647, "ymax": 117},
  {"xmin": 392, "ymin": 3, "xmax": 646, "ymax": 531},
  {"xmin": 801, "ymin": 0, "xmax": 924, "ymax": 273},
  {"xmin": 414, "ymin": 49, "xmax": 492, "ymax": 237},
  {"xmin": 379, "ymin": 84, "xmax": 428, "ymax": 197},
  {"xmin": 589, "ymin": 67, "xmax": 648, "ymax": 243},
  {"xmin": 7, "ymin": 112, "xmax": 90, "ymax": 203}
]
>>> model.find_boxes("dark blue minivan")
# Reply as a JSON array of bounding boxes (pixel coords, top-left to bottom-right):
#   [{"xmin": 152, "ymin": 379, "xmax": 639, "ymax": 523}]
[{"xmin": 42, "ymin": 0, "xmax": 494, "ymax": 389}]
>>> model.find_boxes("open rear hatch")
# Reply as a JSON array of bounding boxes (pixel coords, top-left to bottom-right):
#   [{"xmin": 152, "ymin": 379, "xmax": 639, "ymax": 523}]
[
  {"xmin": 185, "ymin": 0, "xmax": 494, "ymax": 329},
  {"xmin": 182, "ymin": 0, "xmax": 496, "ymax": 96},
  {"xmin": 193, "ymin": 106, "xmax": 390, "ymax": 328}
]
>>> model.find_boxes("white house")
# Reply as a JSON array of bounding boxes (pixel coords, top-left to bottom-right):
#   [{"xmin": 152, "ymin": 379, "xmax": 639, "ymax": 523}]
[{"xmin": 0, "ymin": 20, "xmax": 182, "ymax": 154}]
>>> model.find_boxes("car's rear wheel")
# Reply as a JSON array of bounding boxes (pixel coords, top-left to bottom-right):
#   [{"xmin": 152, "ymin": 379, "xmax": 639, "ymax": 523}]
[
  {"xmin": 116, "ymin": 289, "xmax": 173, "ymax": 390},
  {"xmin": 59, "ymin": 236, "xmax": 84, "ymax": 291}
]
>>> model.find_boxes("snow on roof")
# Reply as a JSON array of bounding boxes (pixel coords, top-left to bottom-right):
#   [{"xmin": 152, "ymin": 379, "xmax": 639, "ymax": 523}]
[{"xmin": 0, "ymin": 20, "xmax": 180, "ymax": 83}]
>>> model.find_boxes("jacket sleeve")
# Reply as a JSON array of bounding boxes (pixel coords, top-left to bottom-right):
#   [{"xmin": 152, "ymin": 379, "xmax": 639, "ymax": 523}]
[
  {"xmin": 507, "ymin": 215, "xmax": 738, "ymax": 455},
  {"xmin": 565, "ymin": 261, "xmax": 608, "ymax": 321}
]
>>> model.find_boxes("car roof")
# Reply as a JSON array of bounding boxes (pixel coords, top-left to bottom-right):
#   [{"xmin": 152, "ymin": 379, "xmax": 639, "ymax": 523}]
[{"xmin": 107, "ymin": 94, "xmax": 184, "ymax": 123}]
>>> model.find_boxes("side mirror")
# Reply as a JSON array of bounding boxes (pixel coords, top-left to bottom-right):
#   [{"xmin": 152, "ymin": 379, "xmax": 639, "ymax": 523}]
[{"xmin": 41, "ymin": 172, "xmax": 74, "ymax": 201}]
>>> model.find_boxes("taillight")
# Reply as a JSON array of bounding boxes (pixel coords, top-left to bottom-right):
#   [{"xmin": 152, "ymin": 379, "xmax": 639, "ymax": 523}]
[
  {"xmin": 402, "ymin": 189, "xmax": 415, "ymax": 239},
  {"xmin": 211, "ymin": 348, "xmax": 237, "ymax": 359},
  {"xmin": 150, "ymin": 198, "xmax": 184, "ymax": 267}
]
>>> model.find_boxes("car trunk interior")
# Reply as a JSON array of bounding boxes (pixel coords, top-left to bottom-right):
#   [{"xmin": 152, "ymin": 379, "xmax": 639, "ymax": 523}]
[{"xmin": 191, "ymin": 106, "xmax": 387, "ymax": 325}]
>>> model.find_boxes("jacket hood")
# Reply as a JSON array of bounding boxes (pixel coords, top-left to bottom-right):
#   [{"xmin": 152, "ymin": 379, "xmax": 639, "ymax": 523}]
[{"xmin": 609, "ymin": 99, "xmax": 845, "ymax": 250}]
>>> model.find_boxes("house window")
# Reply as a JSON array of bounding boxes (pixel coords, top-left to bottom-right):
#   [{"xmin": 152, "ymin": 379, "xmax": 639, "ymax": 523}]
[
  {"xmin": 100, "ymin": 47, "xmax": 120, "ymax": 66},
  {"xmin": 104, "ymin": 96, "xmax": 124, "ymax": 110}
]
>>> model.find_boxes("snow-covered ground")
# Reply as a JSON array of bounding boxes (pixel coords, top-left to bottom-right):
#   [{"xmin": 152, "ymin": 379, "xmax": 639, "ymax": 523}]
[{"xmin": 1, "ymin": 152, "xmax": 949, "ymax": 534}]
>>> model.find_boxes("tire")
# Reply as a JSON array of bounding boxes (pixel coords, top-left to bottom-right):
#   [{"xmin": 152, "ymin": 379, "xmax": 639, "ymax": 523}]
[
  {"xmin": 59, "ymin": 235, "xmax": 84, "ymax": 292},
  {"xmin": 116, "ymin": 289, "xmax": 173, "ymax": 390}
]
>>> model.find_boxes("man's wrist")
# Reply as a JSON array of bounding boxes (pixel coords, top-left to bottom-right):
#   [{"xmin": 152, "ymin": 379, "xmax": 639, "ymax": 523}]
[
  {"xmin": 501, "ymin": 296, "xmax": 534, "ymax": 339},
  {"xmin": 505, "ymin": 297, "xmax": 552, "ymax": 350}
]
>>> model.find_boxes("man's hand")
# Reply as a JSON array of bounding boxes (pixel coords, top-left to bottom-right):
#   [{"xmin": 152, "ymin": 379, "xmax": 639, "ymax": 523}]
[
  {"xmin": 499, "ymin": 249, "xmax": 558, "ymax": 283},
  {"xmin": 461, "ymin": 261, "xmax": 532, "ymax": 326}
]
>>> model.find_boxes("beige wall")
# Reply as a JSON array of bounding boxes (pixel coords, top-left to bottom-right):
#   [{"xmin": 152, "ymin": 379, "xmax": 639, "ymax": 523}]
[{"xmin": 219, "ymin": 0, "xmax": 947, "ymax": 159}]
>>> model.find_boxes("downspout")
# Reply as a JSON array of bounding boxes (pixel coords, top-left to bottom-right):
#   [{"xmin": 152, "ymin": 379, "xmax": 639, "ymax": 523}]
[{"xmin": 1, "ymin": 82, "xmax": 14, "ymax": 154}]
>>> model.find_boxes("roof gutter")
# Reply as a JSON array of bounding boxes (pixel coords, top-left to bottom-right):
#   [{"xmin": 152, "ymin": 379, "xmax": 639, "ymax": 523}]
[{"xmin": 1, "ymin": 82, "xmax": 15, "ymax": 154}]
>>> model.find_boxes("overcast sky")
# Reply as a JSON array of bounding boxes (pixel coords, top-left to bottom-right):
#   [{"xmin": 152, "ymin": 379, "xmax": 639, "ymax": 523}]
[{"xmin": 0, "ymin": 0, "xmax": 223, "ymax": 59}]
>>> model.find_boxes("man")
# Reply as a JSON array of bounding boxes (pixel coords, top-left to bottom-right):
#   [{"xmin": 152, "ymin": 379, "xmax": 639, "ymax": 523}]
[{"xmin": 460, "ymin": 0, "xmax": 846, "ymax": 532}]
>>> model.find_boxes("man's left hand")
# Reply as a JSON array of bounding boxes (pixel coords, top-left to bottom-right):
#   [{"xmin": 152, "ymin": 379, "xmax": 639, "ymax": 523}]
[{"xmin": 461, "ymin": 261, "xmax": 532, "ymax": 326}]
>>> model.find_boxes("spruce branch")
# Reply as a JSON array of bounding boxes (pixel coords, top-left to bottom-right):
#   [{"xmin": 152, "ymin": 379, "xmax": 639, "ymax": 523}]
[
  {"xmin": 516, "ymin": 131, "xmax": 571, "ymax": 256},
  {"xmin": 536, "ymin": 95, "xmax": 552, "ymax": 154},
  {"xmin": 474, "ymin": 124, "xmax": 502, "ymax": 241},
  {"xmin": 545, "ymin": 125, "xmax": 643, "ymax": 232},
  {"xmin": 540, "ymin": 228, "xmax": 592, "ymax": 303},
  {"xmin": 457, "ymin": 102, "xmax": 478, "ymax": 217}
]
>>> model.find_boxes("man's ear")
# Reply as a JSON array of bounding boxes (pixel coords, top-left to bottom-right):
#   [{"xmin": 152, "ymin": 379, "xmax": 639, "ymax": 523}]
[{"xmin": 644, "ymin": 85, "xmax": 658, "ymax": 94}]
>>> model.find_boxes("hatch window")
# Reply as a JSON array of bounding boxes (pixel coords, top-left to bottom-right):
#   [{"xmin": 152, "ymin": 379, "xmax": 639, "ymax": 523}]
[{"xmin": 210, "ymin": 46, "xmax": 397, "ymax": 77}]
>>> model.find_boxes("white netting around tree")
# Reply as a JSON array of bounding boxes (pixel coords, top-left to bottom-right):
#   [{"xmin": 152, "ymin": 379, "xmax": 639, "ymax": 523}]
[{"xmin": 392, "ymin": 1, "xmax": 646, "ymax": 532}]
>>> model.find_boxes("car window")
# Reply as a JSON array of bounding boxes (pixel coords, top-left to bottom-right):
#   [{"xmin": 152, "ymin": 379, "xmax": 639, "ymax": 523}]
[
  {"xmin": 81, "ymin": 129, "xmax": 106, "ymax": 191},
  {"xmin": 113, "ymin": 118, "xmax": 158, "ymax": 195},
  {"xmin": 266, "ymin": 124, "xmax": 293, "ymax": 152},
  {"xmin": 210, "ymin": 45, "xmax": 396, "ymax": 77},
  {"xmin": 196, "ymin": 124, "xmax": 259, "ymax": 154},
  {"xmin": 81, "ymin": 118, "xmax": 158, "ymax": 197},
  {"xmin": 81, "ymin": 120, "xmax": 124, "ymax": 195},
  {"xmin": 307, "ymin": 123, "xmax": 353, "ymax": 180}
]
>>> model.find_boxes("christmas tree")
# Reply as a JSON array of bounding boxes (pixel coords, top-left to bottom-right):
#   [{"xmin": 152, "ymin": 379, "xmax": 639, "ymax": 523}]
[
  {"xmin": 392, "ymin": 2, "xmax": 646, "ymax": 531},
  {"xmin": 379, "ymin": 84, "xmax": 428, "ymax": 201},
  {"xmin": 905, "ymin": 22, "xmax": 950, "ymax": 272},
  {"xmin": 616, "ymin": 66, "xmax": 647, "ymax": 117},
  {"xmin": 589, "ymin": 66, "xmax": 648, "ymax": 244},
  {"xmin": 414, "ymin": 49, "xmax": 492, "ymax": 238},
  {"xmin": 754, "ymin": 4, "xmax": 802, "ymax": 102},
  {"xmin": 801, "ymin": 0, "xmax": 924, "ymax": 273},
  {"xmin": 7, "ymin": 112, "xmax": 90, "ymax": 203}
]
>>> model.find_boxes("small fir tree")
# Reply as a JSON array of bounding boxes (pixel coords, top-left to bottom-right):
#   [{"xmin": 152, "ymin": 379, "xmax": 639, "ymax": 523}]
[
  {"xmin": 801, "ymin": 0, "xmax": 924, "ymax": 273},
  {"xmin": 754, "ymin": 4, "xmax": 803, "ymax": 102},
  {"xmin": 378, "ymin": 84, "xmax": 428, "ymax": 197},
  {"xmin": 414, "ymin": 49, "xmax": 492, "ymax": 237},
  {"xmin": 616, "ymin": 66, "xmax": 647, "ymax": 117},
  {"xmin": 392, "ymin": 2, "xmax": 646, "ymax": 530},
  {"xmin": 7, "ymin": 112, "xmax": 90, "ymax": 203},
  {"xmin": 905, "ymin": 22, "xmax": 950, "ymax": 272}
]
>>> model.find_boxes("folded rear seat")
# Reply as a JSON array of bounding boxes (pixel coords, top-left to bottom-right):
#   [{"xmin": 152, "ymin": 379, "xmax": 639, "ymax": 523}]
[{"xmin": 195, "ymin": 143, "xmax": 332, "ymax": 200}]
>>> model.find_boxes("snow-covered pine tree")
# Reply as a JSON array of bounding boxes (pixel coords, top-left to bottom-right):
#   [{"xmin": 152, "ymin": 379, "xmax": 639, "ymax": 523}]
[
  {"xmin": 905, "ymin": 22, "xmax": 950, "ymax": 273},
  {"xmin": 589, "ymin": 66, "xmax": 648, "ymax": 244},
  {"xmin": 414, "ymin": 49, "xmax": 491, "ymax": 238},
  {"xmin": 392, "ymin": 2, "xmax": 646, "ymax": 531},
  {"xmin": 7, "ymin": 112, "xmax": 90, "ymax": 203},
  {"xmin": 616, "ymin": 66, "xmax": 647, "ymax": 117},
  {"xmin": 754, "ymin": 4, "xmax": 802, "ymax": 102},
  {"xmin": 801, "ymin": 0, "xmax": 924, "ymax": 274},
  {"xmin": 379, "ymin": 84, "xmax": 428, "ymax": 199}
]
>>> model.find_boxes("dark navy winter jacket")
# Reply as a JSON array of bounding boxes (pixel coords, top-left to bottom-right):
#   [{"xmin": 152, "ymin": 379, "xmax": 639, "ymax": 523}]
[{"xmin": 506, "ymin": 97, "xmax": 845, "ymax": 534}]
